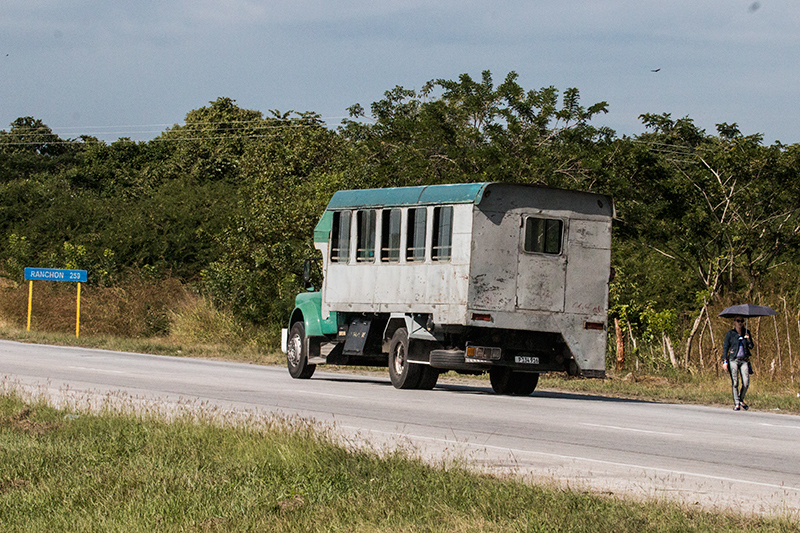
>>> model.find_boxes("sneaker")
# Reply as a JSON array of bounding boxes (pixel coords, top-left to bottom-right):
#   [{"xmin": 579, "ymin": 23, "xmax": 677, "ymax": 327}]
[
  {"xmin": 734, "ymin": 404, "xmax": 741, "ymax": 411},
  {"xmin": 740, "ymin": 402, "xmax": 749, "ymax": 410}
]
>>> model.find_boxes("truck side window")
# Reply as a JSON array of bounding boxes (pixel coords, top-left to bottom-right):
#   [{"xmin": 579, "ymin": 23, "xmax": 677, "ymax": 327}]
[
  {"xmin": 406, "ymin": 207, "xmax": 427, "ymax": 262},
  {"xmin": 432, "ymin": 206, "xmax": 453, "ymax": 261},
  {"xmin": 523, "ymin": 217, "xmax": 563, "ymax": 255},
  {"xmin": 331, "ymin": 211, "xmax": 351, "ymax": 263},
  {"xmin": 381, "ymin": 209, "xmax": 402, "ymax": 262},
  {"xmin": 356, "ymin": 210, "xmax": 377, "ymax": 262}
]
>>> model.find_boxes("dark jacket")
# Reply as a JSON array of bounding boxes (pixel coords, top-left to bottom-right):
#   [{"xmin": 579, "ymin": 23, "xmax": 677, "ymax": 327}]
[{"xmin": 722, "ymin": 328, "xmax": 754, "ymax": 363}]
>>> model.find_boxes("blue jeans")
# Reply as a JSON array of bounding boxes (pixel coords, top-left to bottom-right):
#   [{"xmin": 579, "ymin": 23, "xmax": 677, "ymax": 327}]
[{"xmin": 729, "ymin": 359, "xmax": 750, "ymax": 405}]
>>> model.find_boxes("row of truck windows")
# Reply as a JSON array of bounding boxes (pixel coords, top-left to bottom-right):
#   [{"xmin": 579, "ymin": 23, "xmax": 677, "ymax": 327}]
[
  {"xmin": 330, "ymin": 206, "xmax": 453, "ymax": 264},
  {"xmin": 329, "ymin": 206, "xmax": 564, "ymax": 264}
]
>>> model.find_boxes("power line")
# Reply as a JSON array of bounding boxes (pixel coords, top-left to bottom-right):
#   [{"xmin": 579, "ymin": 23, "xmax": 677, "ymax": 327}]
[
  {"xmin": 0, "ymin": 115, "xmax": 372, "ymax": 146},
  {"xmin": 48, "ymin": 116, "xmax": 359, "ymax": 131},
  {"xmin": 0, "ymin": 123, "xmax": 343, "ymax": 146}
]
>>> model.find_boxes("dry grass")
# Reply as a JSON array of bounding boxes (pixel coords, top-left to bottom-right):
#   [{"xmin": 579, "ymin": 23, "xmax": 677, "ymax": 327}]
[
  {"xmin": 623, "ymin": 295, "xmax": 800, "ymax": 386},
  {"xmin": 0, "ymin": 277, "xmax": 190, "ymax": 338},
  {"xmin": 0, "ymin": 278, "xmax": 281, "ymax": 365}
]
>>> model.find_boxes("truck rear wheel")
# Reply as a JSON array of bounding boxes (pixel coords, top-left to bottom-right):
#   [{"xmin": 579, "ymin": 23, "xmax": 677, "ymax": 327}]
[
  {"xmin": 489, "ymin": 367, "xmax": 514, "ymax": 394},
  {"xmin": 388, "ymin": 328, "xmax": 422, "ymax": 389},
  {"xmin": 489, "ymin": 368, "xmax": 538, "ymax": 395},
  {"xmin": 512, "ymin": 373, "xmax": 539, "ymax": 396},
  {"xmin": 287, "ymin": 322, "xmax": 316, "ymax": 379}
]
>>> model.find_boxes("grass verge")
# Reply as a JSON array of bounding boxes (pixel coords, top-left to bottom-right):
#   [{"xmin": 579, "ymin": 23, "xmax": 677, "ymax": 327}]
[
  {"xmin": 1, "ymin": 389, "xmax": 797, "ymax": 532},
  {"xmin": 538, "ymin": 372, "xmax": 800, "ymax": 414},
  {"xmin": 0, "ymin": 324, "xmax": 283, "ymax": 366}
]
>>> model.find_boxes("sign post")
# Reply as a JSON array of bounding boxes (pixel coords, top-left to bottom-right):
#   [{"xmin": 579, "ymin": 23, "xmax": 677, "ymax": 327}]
[{"xmin": 24, "ymin": 268, "xmax": 88, "ymax": 338}]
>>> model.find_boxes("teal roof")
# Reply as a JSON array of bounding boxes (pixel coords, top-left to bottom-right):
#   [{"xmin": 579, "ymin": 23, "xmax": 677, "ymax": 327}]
[
  {"xmin": 314, "ymin": 210, "xmax": 333, "ymax": 244},
  {"xmin": 326, "ymin": 182, "xmax": 491, "ymax": 210}
]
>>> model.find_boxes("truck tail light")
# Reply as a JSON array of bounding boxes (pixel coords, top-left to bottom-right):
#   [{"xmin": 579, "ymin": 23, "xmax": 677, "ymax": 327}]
[{"xmin": 465, "ymin": 345, "xmax": 501, "ymax": 361}]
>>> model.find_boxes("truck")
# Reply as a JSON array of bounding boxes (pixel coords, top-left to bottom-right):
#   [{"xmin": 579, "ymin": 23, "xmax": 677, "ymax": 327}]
[{"xmin": 281, "ymin": 182, "xmax": 613, "ymax": 395}]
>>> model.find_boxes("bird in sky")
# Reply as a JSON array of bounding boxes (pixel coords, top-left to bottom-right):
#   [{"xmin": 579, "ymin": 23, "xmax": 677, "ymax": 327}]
[{"xmin": 651, "ymin": 68, "xmax": 661, "ymax": 72}]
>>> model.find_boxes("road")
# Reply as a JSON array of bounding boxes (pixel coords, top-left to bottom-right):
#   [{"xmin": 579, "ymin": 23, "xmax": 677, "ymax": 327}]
[{"xmin": 2, "ymin": 339, "xmax": 799, "ymax": 518}]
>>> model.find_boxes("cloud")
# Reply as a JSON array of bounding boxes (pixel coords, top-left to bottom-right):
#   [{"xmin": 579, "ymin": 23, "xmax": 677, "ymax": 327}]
[{"xmin": 2, "ymin": 0, "xmax": 799, "ymax": 143}]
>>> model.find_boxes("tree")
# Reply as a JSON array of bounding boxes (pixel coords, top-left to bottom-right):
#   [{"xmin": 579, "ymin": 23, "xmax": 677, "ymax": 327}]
[
  {"xmin": 202, "ymin": 111, "xmax": 356, "ymax": 326},
  {"xmin": 340, "ymin": 70, "xmax": 612, "ymax": 189},
  {"xmin": 0, "ymin": 117, "xmax": 79, "ymax": 183},
  {"xmin": 156, "ymin": 97, "xmax": 271, "ymax": 184},
  {"xmin": 0, "ymin": 117, "xmax": 69, "ymax": 156},
  {"xmin": 611, "ymin": 114, "xmax": 800, "ymax": 366}
]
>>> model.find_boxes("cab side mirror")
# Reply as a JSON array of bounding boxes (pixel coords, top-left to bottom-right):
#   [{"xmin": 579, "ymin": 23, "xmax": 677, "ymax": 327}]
[{"xmin": 303, "ymin": 259, "xmax": 314, "ymax": 290}]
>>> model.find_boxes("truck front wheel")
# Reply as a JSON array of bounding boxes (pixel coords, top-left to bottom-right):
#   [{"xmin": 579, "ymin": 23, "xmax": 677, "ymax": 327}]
[
  {"xmin": 287, "ymin": 322, "xmax": 315, "ymax": 379},
  {"xmin": 388, "ymin": 328, "xmax": 421, "ymax": 389}
]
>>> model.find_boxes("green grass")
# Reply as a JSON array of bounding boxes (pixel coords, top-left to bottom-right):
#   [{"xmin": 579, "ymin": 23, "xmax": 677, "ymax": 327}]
[{"xmin": 1, "ymin": 390, "xmax": 798, "ymax": 532}]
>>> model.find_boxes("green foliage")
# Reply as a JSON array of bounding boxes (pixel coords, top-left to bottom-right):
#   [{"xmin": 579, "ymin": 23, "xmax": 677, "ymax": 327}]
[
  {"xmin": 341, "ymin": 70, "xmax": 612, "ymax": 188},
  {"xmin": 62, "ymin": 241, "xmax": 88, "ymax": 270},
  {"xmin": 203, "ymin": 114, "xmax": 356, "ymax": 326},
  {"xmin": 2, "ymin": 234, "xmax": 30, "ymax": 281},
  {"xmin": 611, "ymin": 114, "xmax": 800, "ymax": 300},
  {"xmin": 2, "ymin": 74, "xmax": 800, "ymax": 370}
]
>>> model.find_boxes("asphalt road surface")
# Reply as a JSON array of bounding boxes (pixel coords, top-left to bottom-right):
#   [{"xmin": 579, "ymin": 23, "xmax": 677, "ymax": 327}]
[{"xmin": 2, "ymin": 339, "xmax": 799, "ymax": 518}]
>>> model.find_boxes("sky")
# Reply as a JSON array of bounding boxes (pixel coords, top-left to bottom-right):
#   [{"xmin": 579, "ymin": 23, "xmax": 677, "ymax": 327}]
[{"xmin": 2, "ymin": 1, "xmax": 798, "ymax": 145}]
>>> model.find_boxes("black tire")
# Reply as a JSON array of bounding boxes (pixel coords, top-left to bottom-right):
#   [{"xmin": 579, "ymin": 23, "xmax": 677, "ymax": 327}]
[
  {"xmin": 489, "ymin": 367, "xmax": 515, "ymax": 395},
  {"xmin": 512, "ymin": 373, "xmax": 539, "ymax": 396},
  {"xmin": 490, "ymin": 368, "xmax": 539, "ymax": 396},
  {"xmin": 388, "ymin": 328, "xmax": 421, "ymax": 389},
  {"xmin": 429, "ymin": 350, "xmax": 466, "ymax": 369},
  {"xmin": 286, "ymin": 322, "xmax": 315, "ymax": 379},
  {"xmin": 417, "ymin": 366, "xmax": 440, "ymax": 390}
]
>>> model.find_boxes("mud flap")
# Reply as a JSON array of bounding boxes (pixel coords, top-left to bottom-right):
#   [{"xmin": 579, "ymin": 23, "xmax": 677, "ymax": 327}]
[{"xmin": 343, "ymin": 317, "xmax": 372, "ymax": 355}]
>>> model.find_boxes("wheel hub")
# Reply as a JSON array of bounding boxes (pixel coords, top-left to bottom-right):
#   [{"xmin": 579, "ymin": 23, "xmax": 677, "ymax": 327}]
[
  {"xmin": 393, "ymin": 344, "xmax": 406, "ymax": 374},
  {"xmin": 287, "ymin": 334, "xmax": 301, "ymax": 367}
]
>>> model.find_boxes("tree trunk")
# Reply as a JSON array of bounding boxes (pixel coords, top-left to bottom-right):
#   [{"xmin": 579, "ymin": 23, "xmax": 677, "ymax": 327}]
[
  {"xmin": 614, "ymin": 318, "xmax": 625, "ymax": 372},
  {"xmin": 684, "ymin": 305, "xmax": 706, "ymax": 369},
  {"xmin": 698, "ymin": 323, "xmax": 706, "ymax": 368},
  {"xmin": 773, "ymin": 315, "xmax": 782, "ymax": 371},
  {"xmin": 665, "ymin": 333, "xmax": 678, "ymax": 368},
  {"xmin": 703, "ymin": 302, "xmax": 717, "ymax": 371},
  {"xmin": 782, "ymin": 297, "xmax": 792, "ymax": 383},
  {"xmin": 795, "ymin": 309, "xmax": 800, "ymax": 384},
  {"xmin": 756, "ymin": 316, "xmax": 761, "ymax": 360}
]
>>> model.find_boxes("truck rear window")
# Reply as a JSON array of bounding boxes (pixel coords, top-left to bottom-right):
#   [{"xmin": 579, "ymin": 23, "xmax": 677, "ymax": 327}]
[{"xmin": 523, "ymin": 217, "xmax": 563, "ymax": 255}]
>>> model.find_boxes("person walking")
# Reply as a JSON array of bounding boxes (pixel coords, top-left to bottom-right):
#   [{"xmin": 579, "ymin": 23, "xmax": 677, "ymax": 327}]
[{"xmin": 722, "ymin": 316, "xmax": 754, "ymax": 411}]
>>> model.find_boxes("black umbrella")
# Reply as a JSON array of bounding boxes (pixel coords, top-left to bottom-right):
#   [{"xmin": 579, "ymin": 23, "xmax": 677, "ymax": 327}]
[{"xmin": 718, "ymin": 304, "xmax": 777, "ymax": 318}]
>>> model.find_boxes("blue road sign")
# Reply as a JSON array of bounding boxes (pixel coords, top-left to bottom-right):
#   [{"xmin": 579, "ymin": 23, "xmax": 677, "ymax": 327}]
[{"xmin": 24, "ymin": 268, "xmax": 87, "ymax": 283}]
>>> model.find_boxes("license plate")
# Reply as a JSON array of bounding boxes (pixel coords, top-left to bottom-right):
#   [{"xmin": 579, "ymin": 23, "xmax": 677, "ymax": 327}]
[{"xmin": 514, "ymin": 356, "xmax": 539, "ymax": 365}]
